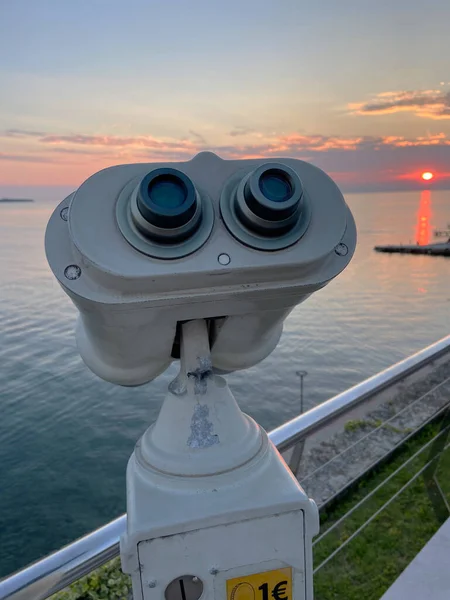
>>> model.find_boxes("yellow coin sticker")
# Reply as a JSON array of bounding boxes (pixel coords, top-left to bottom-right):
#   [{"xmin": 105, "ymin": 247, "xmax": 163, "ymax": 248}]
[{"xmin": 227, "ymin": 568, "xmax": 292, "ymax": 600}]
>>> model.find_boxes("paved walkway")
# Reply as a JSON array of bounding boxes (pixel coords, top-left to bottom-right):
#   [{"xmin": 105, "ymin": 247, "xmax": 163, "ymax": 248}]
[
  {"xmin": 381, "ymin": 518, "xmax": 450, "ymax": 599},
  {"xmin": 295, "ymin": 357, "xmax": 450, "ymax": 508}
]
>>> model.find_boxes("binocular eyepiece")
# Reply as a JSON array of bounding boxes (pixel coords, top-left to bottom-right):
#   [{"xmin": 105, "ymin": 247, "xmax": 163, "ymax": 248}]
[
  {"xmin": 132, "ymin": 168, "xmax": 201, "ymax": 243},
  {"xmin": 121, "ymin": 161, "xmax": 309, "ymax": 257}
]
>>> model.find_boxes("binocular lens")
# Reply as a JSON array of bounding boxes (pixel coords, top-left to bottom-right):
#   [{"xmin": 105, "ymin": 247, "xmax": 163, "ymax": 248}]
[
  {"xmin": 129, "ymin": 168, "xmax": 203, "ymax": 246},
  {"xmin": 148, "ymin": 175, "xmax": 187, "ymax": 209},
  {"xmin": 258, "ymin": 169, "xmax": 293, "ymax": 203},
  {"xmin": 137, "ymin": 168, "xmax": 197, "ymax": 230}
]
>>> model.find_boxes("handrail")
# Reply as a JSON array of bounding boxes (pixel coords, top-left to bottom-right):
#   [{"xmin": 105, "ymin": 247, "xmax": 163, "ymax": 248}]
[
  {"xmin": 1, "ymin": 334, "xmax": 449, "ymax": 600},
  {"xmin": 270, "ymin": 334, "xmax": 450, "ymax": 451},
  {"xmin": 0, "ymin": 517, "xmax": 125, "ymax": 600}
]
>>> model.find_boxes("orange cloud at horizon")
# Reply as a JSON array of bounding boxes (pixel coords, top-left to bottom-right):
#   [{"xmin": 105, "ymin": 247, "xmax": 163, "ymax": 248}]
[
  {"xmin": 2, "ymin": 128, "xmax": 450, "ymax": 188},
  {"xmin": 381, "ymin": 133, "xmax": 449, "ymax": 147}
]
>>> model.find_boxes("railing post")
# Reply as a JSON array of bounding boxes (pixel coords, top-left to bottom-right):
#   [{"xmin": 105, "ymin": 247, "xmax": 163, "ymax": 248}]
[
  {"xmin": 288, "ymin": 439, "xmax": 305, "ymax": 477},
  {"xmin": 424, "ymin": 407, "xmax": 450, "ymax": 522}
]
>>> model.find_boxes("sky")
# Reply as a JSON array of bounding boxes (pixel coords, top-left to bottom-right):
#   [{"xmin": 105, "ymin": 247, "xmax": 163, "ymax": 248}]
[{"xmin": 1, "ymin": 0, "xmax": 450, "ymax": 193}]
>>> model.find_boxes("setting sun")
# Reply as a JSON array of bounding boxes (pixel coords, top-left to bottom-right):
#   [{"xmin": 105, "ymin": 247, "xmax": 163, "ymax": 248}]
[{"xmin": 421, "ymin": 172, "xmax": 434, "ymax": 181}]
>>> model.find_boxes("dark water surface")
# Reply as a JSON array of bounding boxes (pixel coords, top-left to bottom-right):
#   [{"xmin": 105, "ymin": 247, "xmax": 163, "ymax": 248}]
[{"xmin": 0, "ymin": 190, "xmax": 449, "ymax": 577}]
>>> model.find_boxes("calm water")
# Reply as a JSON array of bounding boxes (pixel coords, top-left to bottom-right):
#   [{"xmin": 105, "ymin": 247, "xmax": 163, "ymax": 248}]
[{"xmin": 0, "ymin": 190, "xmax": 449, "ymax": 577}]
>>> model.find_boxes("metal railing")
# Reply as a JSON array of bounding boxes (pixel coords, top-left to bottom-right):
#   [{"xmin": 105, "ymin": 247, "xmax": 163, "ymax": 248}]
[
  {"xmin": 1, "ymin": 334, "xmax": 450, "ymax": 600},
  {"xmin": 312, "ymin": 419, "xmax": 450, "ymax": 575},
  {"xmin": 296, "ymin": 371, "xmax": 450, "ymax": 509}
]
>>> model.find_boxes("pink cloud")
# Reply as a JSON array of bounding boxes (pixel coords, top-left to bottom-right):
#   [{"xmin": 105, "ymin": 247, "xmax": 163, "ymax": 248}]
[
  {"xmin": 4, "ymin": 128, "xmax": 450, "ymax": 157},
  {"xmin": 41, "ymin": 133, "xmax": 199, "ymax": 154},
  {"xmin": 381, "ymin": 133, "xmax": 450, "ymax": 147},
  {"xmin": 349, "ymin": 89, "xmax": 450, "ymax": 119},
  {"xmin": 2, "ymin": 127, "xmax": 450, "ymax": 189}
]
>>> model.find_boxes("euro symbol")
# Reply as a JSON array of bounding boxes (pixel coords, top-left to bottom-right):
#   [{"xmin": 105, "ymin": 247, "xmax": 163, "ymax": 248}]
[{"xmin": 271, "ymin": 581, "xmax": 288, "ymax": 600}]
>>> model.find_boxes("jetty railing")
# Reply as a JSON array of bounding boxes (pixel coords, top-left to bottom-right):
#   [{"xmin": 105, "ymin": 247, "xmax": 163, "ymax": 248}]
[{"xmin": 1, "ymin": 334, "xmax": 450, "ymax": 600}]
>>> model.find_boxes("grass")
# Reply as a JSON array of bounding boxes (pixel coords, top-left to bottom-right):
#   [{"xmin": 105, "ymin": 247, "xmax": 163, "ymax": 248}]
[
  {"xmin": 344, "ymin": 417, "xmax": 412, "ymax": 435},
  {"xmin": 314, "ymin": 416, "xmax": 450, "ymax": 600},
  {"xmin": 51, "ymin": 417, "xmax": 450, "ymax": 600}
]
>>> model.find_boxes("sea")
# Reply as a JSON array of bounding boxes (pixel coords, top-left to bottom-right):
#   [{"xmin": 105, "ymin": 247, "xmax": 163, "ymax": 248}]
[{"xmin": 0, "ymin": 189, "xmax": 449, "ymax": 577}]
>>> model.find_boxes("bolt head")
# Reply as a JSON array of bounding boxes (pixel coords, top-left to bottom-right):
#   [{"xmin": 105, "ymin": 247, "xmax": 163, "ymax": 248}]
[
  {"xmin": 64, "ymin": 265, "xmax": 81, "ymax": 280},
  {"xmin": 335, "ymin": 243, "xmax": 349, "ymax": 256}
]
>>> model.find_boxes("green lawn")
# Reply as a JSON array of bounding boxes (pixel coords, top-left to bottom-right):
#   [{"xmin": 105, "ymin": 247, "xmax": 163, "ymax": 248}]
[
  {"xmin": 314, "ymin": 417, "xmax": 450, "ymax": 600},
  {"xmin": 52, "ymin": 417, "xmax": 450, "ymax": 600}
]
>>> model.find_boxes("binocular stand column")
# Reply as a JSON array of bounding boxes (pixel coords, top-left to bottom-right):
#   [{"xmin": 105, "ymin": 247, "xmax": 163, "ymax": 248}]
[{"xmin": 121, "ymin": 319, "xmax": 319, "ymax": 600}]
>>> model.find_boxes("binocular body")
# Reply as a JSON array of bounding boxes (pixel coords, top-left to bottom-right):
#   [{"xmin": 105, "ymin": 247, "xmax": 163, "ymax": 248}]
[{"xmin": 45, "ymin": 151, "xmax": 356, "ymax": 386}]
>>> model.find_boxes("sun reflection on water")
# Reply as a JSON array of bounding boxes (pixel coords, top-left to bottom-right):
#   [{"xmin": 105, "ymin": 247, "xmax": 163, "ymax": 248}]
[{"xmin": 416, "ymin": 190, "xmax": 432, "ymax": 246}]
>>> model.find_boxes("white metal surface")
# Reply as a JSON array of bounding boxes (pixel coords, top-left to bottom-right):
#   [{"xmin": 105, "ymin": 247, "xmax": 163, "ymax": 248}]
[
  {"xmin": 138, "ymin": 325, "xmax": 263, "ymax": 476},
  {"xmin": 121, "ymin": 320, "xmax": 319, "ymax": 600},
  {"xmin": 138, "ymin": 512, "xmax": 308, "ymax": 600}
]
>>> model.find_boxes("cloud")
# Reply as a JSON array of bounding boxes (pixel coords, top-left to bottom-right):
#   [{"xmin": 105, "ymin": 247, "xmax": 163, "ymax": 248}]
[
  {"xmin": 266, "ymin": 133, "xmax": 365, "ymax": 153},
  {"xmin": 8, "ymin": 126, "xmax": 450, "ymax": 159},
  {"xmin": 45, "ymin": 146, "xmax": 110, "ymax": 155},
  {"xmin": 189, "ymin": 130, "xmax": 207, "ymax": 145},
  {"xmin": 38, "ymin": 133, "xmax": 200, "ymax": 161},
  {"xmin": 229, "ymin": 126, "xmax": 256, "ymax": 137},
  {"xmin": 213, "ymin": 132, "xmax": 450, "ymax": 159},
  {"xmin": 349, "ymin": 90, "xmax": 450, "ymax": 119},
  {"xmin": 2, "ymin": 127, "xmax": 450, "ymax": 190},
  {"xmin": 40, "ymin": 133, "xmax": 192, "ymax": 149},
  {"xmin": 0, "ymin": 152, "xmax": 55, "ymax": 163},
  {"xmin": 9, "ymin": 126, "xmax": 449, "ymax": 155},
  {"xmin": 37, "ymin": 130, "xmax": 448, "ymax": 156},
  {"xmin": 380, "ymin": 133, "xmax": 450, "ymax": 147},
  {"xmin": 3, "ymin": 128, "xmax": 47, "ymax": 138}
]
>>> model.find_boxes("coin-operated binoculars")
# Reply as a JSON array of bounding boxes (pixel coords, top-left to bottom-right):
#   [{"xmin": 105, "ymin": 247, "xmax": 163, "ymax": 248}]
[{"xmin": 46, "ymin": 152, "xmax": 356, "ymax": 600}]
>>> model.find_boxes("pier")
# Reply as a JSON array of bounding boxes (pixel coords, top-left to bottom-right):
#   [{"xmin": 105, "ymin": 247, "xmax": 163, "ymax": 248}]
[{"xmin": 374, "ymin": 242, "xmax": 450, "ymax": 256}]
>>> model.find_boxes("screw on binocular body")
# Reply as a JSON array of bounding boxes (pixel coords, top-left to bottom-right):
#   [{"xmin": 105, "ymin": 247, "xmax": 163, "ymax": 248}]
[
  {"xmin": 64, "ymin": 265, "xmax": 81, "ymax": 280},
  {"xmin": 335, "ymin": 243, "xmax": 349, "ymax": 256}
]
